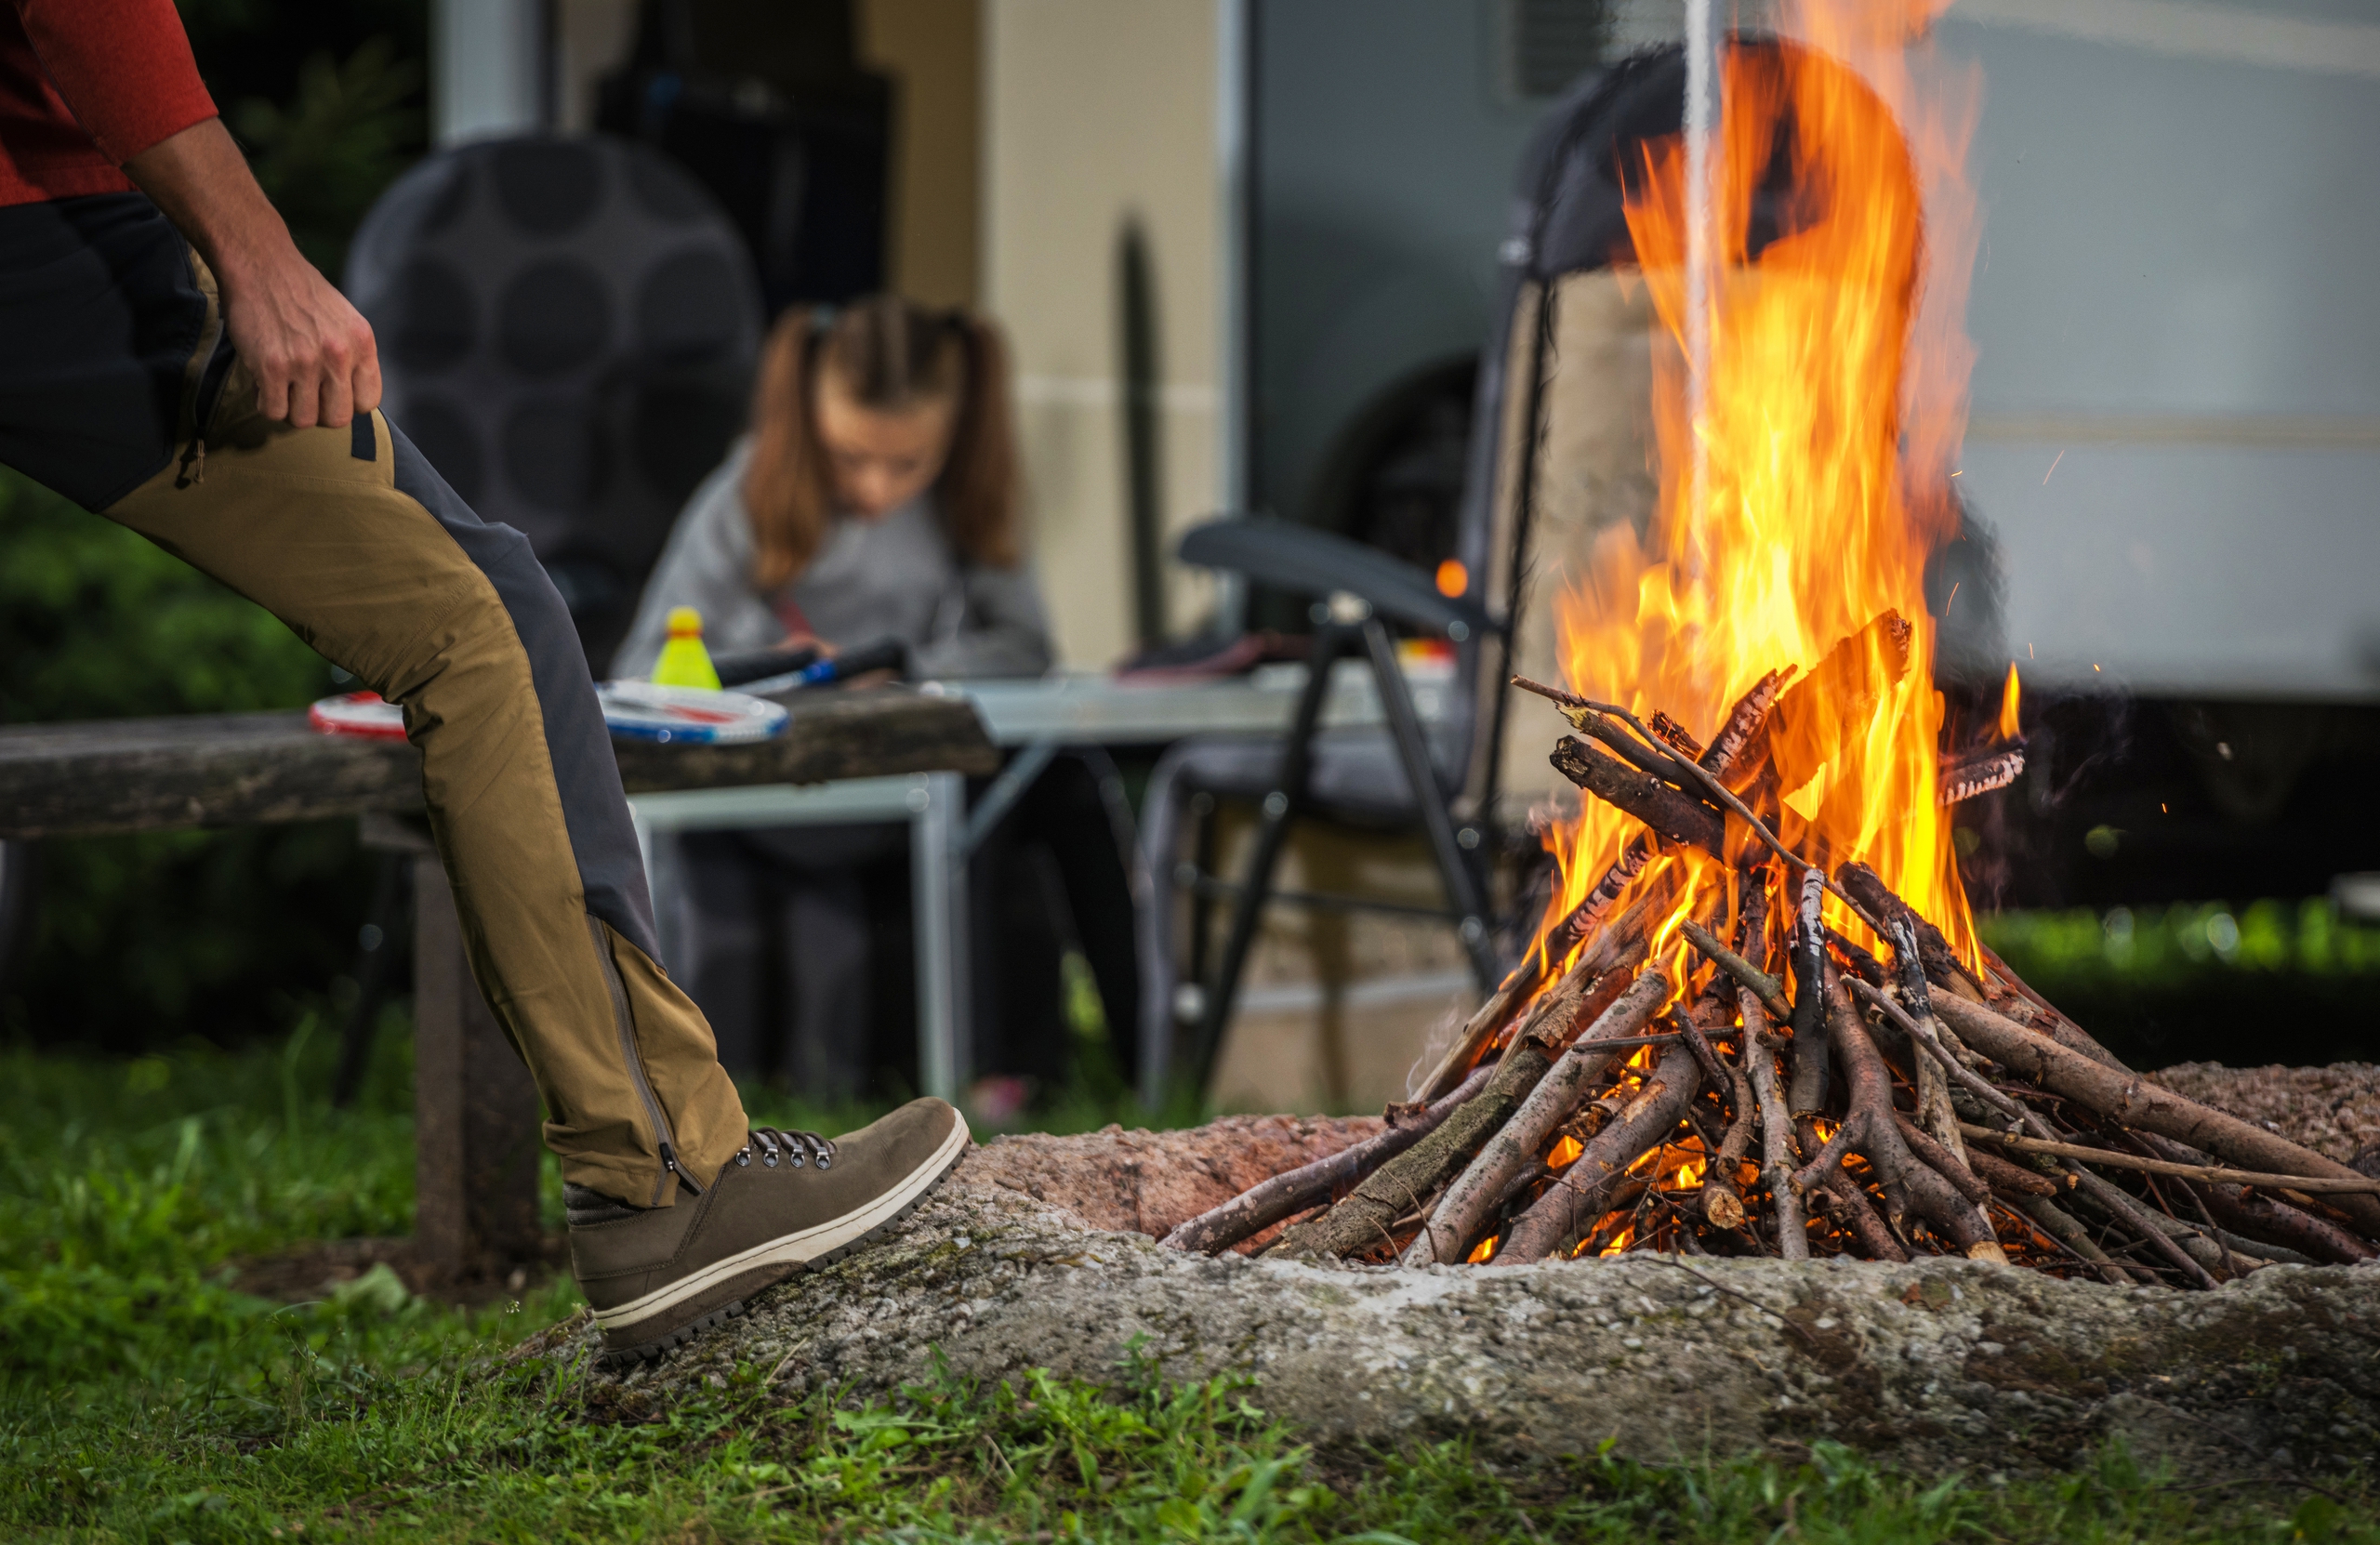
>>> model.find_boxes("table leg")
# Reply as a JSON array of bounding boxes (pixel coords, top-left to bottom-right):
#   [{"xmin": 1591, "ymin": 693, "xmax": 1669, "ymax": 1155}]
[
  {"xmin": 411, "ymin": 855, "xmax": 544, "ymax": 1280},
  {"xmin": 910, "ymin": 772, "xmax": 969, "ymax": 1103}
]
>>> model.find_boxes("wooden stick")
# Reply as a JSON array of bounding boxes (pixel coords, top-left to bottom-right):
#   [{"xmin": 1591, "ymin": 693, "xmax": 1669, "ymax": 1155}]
[
  {"xmin": 1161, "ymin": 1060, "xmax": 1496, "ymax": 1255},
  {"xmin": 1844, "ymin": 977, "xmax": 2029, "ymax": 1125},
  {"xmin": 2014, "ymin": 1194, "xmax": 2142, "ymax": 1286},
  {"xmin": 1884, "ymin": 915, "xmax": 1966, "ymax": 1165},
  {"xmin": 1414, "ymin": 876, "xmax": 1673, "ymax": 1103},
  {"xmin": 1959, "ymin": 1125, "xmax": 2380, "ymax": 1197},
  {"xmin": 1272, "ymin": 953, "xmax": 1638, "ymax": 1260},
  {"xmin": 1892, "ymin": 1113, "xmax": 1990, "ymax": 1207},
  {"xmin": 1522, "ymin": 678, "xmax": 1895, "ymax": 941},
  {"xmin": 1731, "ymin": 873, "xmax": 1806, "ymax": 1259},
  {"xmin": 1933, "ymin": 994, "xmax": 2380, "ymax": 1235},
  {"xmin": 1963, "ymin": 1143, "xmax": 2063, "ymax": 1198},
  {"xmin": 2188, "ymin": 1179, "xmax": 2376, "ymax": 1266},
  {"xmin": 1835, "ymin": 860, "xmax": 1988, "ymax": 1001},
  {"xmin": 1405, "ymin": 967, "xmax": 1673, "ymax": 1264},
  {"xmin": 1499, "ymin": 1041, "xmax": 1703, "ymax": 1262},
  {"xmin": 1786, "ymin": 869, "xmax": 1830, "ymax": 1117},
  {"xmin": 1549, "ymin": 736, "xmax": 1725, "ymax": 855},
  {"xmin": 1682, "ymin": 1016, "xmax": 1756, "ymax": 1232},
  {"xmin": 1800, "ymin": 969, "xmax": 2004, "ymax": 1261},
  {"xmin": 1679, "ymin": 919, "xmax": 1792, "ymax": 1021}
]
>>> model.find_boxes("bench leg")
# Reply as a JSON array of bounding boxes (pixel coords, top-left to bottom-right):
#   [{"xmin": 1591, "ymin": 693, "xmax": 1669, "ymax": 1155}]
[{"xmin": 412, "ymin": 854, "xmax": 544, "ymax": 1279}]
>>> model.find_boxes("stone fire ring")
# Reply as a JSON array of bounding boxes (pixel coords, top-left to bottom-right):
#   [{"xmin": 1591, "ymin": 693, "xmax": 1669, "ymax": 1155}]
[{"xmin": 539, "ymin": 1114, "xmax": 2380, "ymax": 1478}]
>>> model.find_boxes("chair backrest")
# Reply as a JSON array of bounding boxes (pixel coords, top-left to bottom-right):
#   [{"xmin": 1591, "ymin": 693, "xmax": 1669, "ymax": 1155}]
[
  {"xmin": 1449, "ymin": 46, "xmax": 1699, "ymax": 832},
  {"xmin": 345, "ymin": 134, "xmax": 764, "ymax": 668}
]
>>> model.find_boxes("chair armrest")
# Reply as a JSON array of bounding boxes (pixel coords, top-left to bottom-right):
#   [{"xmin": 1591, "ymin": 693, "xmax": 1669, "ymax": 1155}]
[{"xmin": 1177, "ymin": 519, "xmax": 1497, "ymax": 640}]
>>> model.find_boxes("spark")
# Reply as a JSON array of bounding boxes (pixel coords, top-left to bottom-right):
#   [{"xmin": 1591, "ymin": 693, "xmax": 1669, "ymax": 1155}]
[
  {"xmin": 1945, "ymin": 581, "xmax": 1960, "ymax": 613},
  {"xmin": 2043, "ymin": 450, "xmax": 2065, "ymax": 485}
]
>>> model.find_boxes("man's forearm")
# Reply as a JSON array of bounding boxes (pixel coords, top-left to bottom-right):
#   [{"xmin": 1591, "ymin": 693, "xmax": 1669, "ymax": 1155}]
[
  {"xmin": 121, "ymin": 117, "xmax": 299, "ymax": 297},
  {"xmin": 117, "ymin": 117, "xmax": 381, "ymax": 429}
]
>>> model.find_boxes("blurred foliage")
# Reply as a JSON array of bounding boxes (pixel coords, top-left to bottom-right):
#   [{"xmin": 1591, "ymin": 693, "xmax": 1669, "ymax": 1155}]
[
  {"xmin": 1980, "ymin": 899, "xmax": 2380, "ymax": 1068},
  {"xmin": 174, "ymin": 0, "xmax": 431, "ymax": 267},
  {"xmin": 0, "ymin": 467, "xmax": 366, "ymax": 1052},
  {"xmin": 1985, "ymin": 899, "xmax": 2380, "ymax": 989},
  {"xmin": 228, "ymin": 37, "xmax": 425, "ymax": 278}
]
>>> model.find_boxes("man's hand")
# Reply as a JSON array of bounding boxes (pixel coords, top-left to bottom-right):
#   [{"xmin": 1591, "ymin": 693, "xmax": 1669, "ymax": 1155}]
[{"xmin": 123, "ymin": 118, "xmax": 380, "ymax": 429}]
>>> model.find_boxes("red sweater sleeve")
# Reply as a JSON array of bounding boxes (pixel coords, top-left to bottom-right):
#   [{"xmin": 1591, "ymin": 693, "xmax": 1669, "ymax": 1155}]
[{"xmin": 11, "ymin": 0, "xmax": 216, "ymax": 164}]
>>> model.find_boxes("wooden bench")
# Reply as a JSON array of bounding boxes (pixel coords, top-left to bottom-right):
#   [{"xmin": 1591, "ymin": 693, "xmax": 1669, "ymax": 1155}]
[{"xmin": 0, "ymin": 692, "xmax": 998, "ymax": 1281}]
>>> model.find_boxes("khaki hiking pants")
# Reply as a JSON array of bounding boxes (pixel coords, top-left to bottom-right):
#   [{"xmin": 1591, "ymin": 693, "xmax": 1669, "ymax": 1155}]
[{"xmin": 0, "ymin": 192, "xmax": 746, "ymax": 1208}]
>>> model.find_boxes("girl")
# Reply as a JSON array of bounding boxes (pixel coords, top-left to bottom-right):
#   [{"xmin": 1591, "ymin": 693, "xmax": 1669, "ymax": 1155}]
[
  {"xmin": 616, "ymin": 297, "xmax": 1051, "ymax": 680},
  {"xmin": 617, "ymin": 297, "xmax": 1134, "ymax": 1109}
]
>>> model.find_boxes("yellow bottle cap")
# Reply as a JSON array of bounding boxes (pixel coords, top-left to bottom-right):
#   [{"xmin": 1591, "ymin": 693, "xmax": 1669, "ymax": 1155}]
[{"xmin": 666, "ymin": 605, "xmax": 703, "ymax": 638}]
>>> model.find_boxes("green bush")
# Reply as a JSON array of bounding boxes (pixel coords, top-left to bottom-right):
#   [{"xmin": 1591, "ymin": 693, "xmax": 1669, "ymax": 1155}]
[{"xmin": 1980, "ymin": 899, "xmax": 2380, "ymax": 1067}]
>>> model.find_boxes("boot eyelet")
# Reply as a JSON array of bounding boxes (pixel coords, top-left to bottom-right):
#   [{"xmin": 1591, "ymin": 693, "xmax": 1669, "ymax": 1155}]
[
  {"xmin": 790, "ymin": 1152, "xmax": 806, "ymax": 1168},
  {"xmin": 735, "ymin": 1151, "xmax": 751, "ymax": 1168},
  {"xmin": 762, "ymin": 1150, "xmax": 778, "ymax": 1168},
  {"xmin": 816, "ymin": 1155, "xmax": 831, "ymax": 1170}
]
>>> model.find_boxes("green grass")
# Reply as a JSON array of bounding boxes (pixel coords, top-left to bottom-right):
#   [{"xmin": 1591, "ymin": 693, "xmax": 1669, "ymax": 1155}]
[{"xmin": 5, "ymin": 1028, "xmax": 2376, "ymax": 1541}]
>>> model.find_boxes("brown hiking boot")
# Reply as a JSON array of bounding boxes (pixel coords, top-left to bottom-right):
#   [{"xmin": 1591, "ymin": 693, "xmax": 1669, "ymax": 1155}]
[{"xmin": 567, "ymin": 1097, "xmax": 969, "ymax": 1363}]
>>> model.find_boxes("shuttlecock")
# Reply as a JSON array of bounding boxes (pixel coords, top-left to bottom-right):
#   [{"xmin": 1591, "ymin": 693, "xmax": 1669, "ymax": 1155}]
[{"xmin": 650, "ymin": 606, "xmax": 721, "ymax": 691}]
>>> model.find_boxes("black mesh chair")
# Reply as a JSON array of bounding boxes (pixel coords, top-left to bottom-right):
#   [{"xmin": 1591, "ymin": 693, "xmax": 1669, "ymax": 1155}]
[
  {"xmin": 1140, "ymin": 520, "xmax": 1501, "ymax": 1101},
  {"xmin": 1137, "ymin": 47, "xmax": 1728, "ymax": 1105},
  {"xmin": 344, "ymin": 134, "xmax": 764, "ymax": 668}
]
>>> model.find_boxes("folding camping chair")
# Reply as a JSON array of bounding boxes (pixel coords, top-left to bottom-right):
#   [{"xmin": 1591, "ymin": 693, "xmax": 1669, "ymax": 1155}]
[{"xmin": 1137, "ymin": 45, "xmax": 1718, "ymax": 1105}]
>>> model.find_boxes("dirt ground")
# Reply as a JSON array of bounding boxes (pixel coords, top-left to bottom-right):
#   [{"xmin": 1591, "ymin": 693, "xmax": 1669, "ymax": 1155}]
[{"xmin": 2153, "ymin": 1062, "xmax": 2380, "ymax": 1171}]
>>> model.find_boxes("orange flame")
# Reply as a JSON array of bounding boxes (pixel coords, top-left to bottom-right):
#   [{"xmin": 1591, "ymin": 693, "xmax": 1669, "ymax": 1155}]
[
  {"xmin": 1547, "ymin": 1134, "xmax": 1585, "ymax": 1169},
  {"xmin": 1997, "ymin": 661, "xmax": 2021, "ymax": 741},
  {"xmin": 1532, "ymin": 3, "xmax": 1983, "ymax": 971},
  {"xmin": 1467, "ymin": 1235, "xmax": 1500, "ymax": 1264}
]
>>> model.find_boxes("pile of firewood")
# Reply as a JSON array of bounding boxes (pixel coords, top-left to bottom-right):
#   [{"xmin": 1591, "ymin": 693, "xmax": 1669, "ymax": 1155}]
[{"xmin": 1164, "ymin": 622, "xmax": 2380, "ymax": 1280}]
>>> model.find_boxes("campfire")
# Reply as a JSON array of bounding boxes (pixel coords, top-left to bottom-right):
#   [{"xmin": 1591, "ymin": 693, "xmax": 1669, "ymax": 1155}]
[{"xmin": 1163, "ymin": 20, "xmax": 2380, "ymax": 1280}]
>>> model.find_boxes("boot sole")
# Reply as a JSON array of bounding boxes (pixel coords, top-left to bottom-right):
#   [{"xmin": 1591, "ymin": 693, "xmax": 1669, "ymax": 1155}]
[{"xmin": 595, "ymin": 1116, "xmax": 970, "ymax": 1367}]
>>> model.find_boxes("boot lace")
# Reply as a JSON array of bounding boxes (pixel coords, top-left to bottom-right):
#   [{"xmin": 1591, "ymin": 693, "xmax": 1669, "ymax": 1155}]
[{"xmin": 733, "ymin": 1126, "xmax": 837, "ymax": 1171}]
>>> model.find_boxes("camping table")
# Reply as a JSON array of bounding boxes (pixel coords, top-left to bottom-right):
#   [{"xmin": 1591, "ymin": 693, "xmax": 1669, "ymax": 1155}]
[
  {"xmin": 625, "ymin": 660, "xmax": 1454, "ymax": 1103},
  {"xmin": 0, "ymin": 690, "xmax": 997, "ymax": 1277}
]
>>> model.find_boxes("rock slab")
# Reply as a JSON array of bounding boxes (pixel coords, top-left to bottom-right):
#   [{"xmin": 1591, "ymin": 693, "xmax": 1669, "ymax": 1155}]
[{"xmin": 556, "ymin": 1123, "xmax": 2380, "ymax": 1478}]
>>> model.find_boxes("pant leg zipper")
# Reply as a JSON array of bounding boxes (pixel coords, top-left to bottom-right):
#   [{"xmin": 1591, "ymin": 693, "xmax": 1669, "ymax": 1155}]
[{"xmin": 589, "ymin": 917, "xmax": 703, "ymax": 1205}]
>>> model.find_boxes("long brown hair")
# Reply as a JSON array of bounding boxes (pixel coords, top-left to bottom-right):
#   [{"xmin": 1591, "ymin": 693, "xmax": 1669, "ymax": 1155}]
[{"xmin": 742, "ymin": 295, "xmax": 1021, "ymax": 589}]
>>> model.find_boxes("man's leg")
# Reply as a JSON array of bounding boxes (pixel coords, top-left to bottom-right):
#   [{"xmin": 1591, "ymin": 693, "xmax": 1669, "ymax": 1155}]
[
  {"xmin": 105, "ymin": 321, "xmax": 748, "ymax": 1211},
  {"xmin": 0, "ymin": 192, "xmax": 740, "ymax": 1204},
  {"xmin": 3, "ymin": 194, "xmax": 965, "ymax": 1359}
]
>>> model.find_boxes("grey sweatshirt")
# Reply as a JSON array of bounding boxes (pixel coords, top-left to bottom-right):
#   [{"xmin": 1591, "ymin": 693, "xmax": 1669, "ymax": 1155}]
[{"xmin": 611, "ymin": 439, "xmax": 1054, "ymax": 681}]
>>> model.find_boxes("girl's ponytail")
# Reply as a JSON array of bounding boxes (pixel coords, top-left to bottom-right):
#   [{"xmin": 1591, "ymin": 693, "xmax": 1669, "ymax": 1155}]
[
  {"xmin": 938, "ymin": 313, "xmax": 1021, "ymax": 570},
  {"xmin": 743, "ymin": 306, "xmax": 833, "ymax": 589}
]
